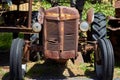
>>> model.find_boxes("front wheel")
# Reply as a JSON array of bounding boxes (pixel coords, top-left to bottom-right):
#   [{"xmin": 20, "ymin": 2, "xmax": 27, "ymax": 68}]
[
  {"xmin": 10, "ymin": 38, "xmax": 27, "ymax": 80},
  {"xmin": 103, "ymin": 38, "xmax": 114, "ymax": 80},
  {"xmin": 94, "ymin": 38, "xmax": 114, "ymax": 80}
]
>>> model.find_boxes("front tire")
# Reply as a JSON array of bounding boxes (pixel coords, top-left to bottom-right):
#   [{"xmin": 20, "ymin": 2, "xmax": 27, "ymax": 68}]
[
  {"xmin": 95, "ymin": 39, "xmax": 107, "ymax": 80},
  {"xmin": 103, "ymin": 38, "xmax": 114, "ymax": 80},
  {"xmin": 95, "ymin": 38, "xmax": 114, "ymax": 80},
  {"xmin": 10, "ymin": 38, "xmax": 26, "ymax": 80}
]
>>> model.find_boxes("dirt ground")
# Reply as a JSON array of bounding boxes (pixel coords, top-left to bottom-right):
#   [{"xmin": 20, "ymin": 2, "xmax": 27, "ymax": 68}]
[{"xmin": 0, "ymin": 51, "xmax": 120, "ymax": 80}]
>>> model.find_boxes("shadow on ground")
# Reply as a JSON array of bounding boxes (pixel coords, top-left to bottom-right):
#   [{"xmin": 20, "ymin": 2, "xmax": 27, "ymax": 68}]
[
  {"xmin": 2, "ymin": 72, "xmax": 10, "ymax": 80},
  {"xmin": 26, "ymin": 60, "xmax": 84, "ymax": 79},
  {"xmin": 0, "ymin": 51, "xmax": 9, "ymax": 66},
  {"xmin": 84, "ymin": 65, "xmax": 96, "ymax": 79},
  {"xmin": 1, "ymin": 51, "xmax": 120, "ymax": 80},
  {"xmin": 114, "ymin": 55, "xmax": 120, "ymax": 67},
  {"xmin": 0, "ymin": 51, "xmax": 94, "ymax": 80},
  {"xmin": 0, "ymin": 51, "xmax": 10, "ymax": 80}
]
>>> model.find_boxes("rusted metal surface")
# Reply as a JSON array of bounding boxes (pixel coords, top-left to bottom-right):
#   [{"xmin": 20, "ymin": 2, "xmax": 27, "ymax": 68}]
[
  {"xmin": 108, "ymin": 18, "xmax": 120, "ymax": 31},
  {"xmin": 38, "ymin": 7, "xmax": 45, "ymax": 24},
  {"xmin": 115, "ymin": 1, "xmax": 120, "ymax": 18},
  {"xmin": 9, "ymin": 3, "xmax": 29, "ymax": 11},
  {"xmin": 28, "ymin": 0, "xmax": 32, "ymax": 28},
  {"xmin": 108, "ymin": 17, "xmax": 120, "ymax": 31},
  {"xmin": 0, "ymin": 11, "xmax": 28, "ymax": 26},
  {"xmin": 23, "ymin": 40, "xmax": 30, "ymax": 62},
  {"xmin": 108, "ymin": 5, "xmax": 120, "ymax": 52},
  {"xmin": 0, "ymin": 0, "xmax": 29, "ymax": 5},
  {"xmin": 60, "ymin": 51, "xmax": 76, "ymax": 59},
  {"xmin": 0, "ymin": 27, "xmax": 32, "ymax": 33},
  {"xmin": 45, "ymin": 6, "xmax": 80, "ymax": 20},
  {"xmin": 115, "ymin": 0, "xmax": 120, "ymax": 8},
  {"xmin": 45, "ymin": 50, "xmax": 76, "ymax": 60},
  {"xmin": 30, "ymin": 44, "xmax": 43, "ymax": 52},
  {"xmin": 0, "ymin": 0, "xmax": 33, "ymax": 33},
  {"xmin": 108, "ymin": 0, "xmax": 120, "ymax": 57},
  {"xmin": 87, "ymin": 8, "xmax": 94, "ymax": 24},
  {"xmin": 74, "ymin": 52, "xmax": 84, "ymax": 65},
  {"xmin": 84, "ymin": 44, "xmax": 94, "ymax": 51},
  {"xmin": 79, "ymin": 42, "xmax": 96, "ymax": 54},
  {"xmin": 107, "ymin": 26, "xmax": 120, "ymax": 31},
  {"xmin": 108, "ymin": 30, "xmax": 120, "ymax": 57},
  {"xmin": 58, "ymin": 21, "xmax": 64, "ymax": 54},
  {"xmin": 115, "ymin": 8, "xmax": 120, "ymax": 18},
  {"xmin": 108, "ymin": 4, "xmax": 120, "ymax": 31},
  {"xmin": 43, "ymin": 6, "xmax": 80, "ymax": 60}
]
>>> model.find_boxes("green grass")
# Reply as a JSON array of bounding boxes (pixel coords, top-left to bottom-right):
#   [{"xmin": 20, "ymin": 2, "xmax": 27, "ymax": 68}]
[
  {"xmin": 0, "ymin": 33, "xmax": 24, "ymax": 50},
  {"xmin": 0, "ymin": 67, "xmax": 9, "ymax": 79},
  {"xmin": 114, "ymin": 58, "xmax": 120, "ymax": 77},
  {"xmin": 0, "ymin": 33, "xmax": 12, "ymax": 50}
]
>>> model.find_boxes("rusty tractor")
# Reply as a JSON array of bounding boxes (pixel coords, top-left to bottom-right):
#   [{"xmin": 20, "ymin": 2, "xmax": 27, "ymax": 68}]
[
  {"xmin": 108, "ymin": 0, "xmax": 120, "ymax": 58},
  {"xmin": 0, "ymin": 0, "xmax": 114, "ymax": 80}
]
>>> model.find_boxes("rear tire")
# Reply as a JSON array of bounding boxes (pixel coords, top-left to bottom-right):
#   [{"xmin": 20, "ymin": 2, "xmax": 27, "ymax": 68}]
[
  {"xmin": 10, "ymin": 38, "xmax": 26, "ymax": 80},
  {"xmin": 92, "ymin": 13, "xmax": 106, "ymax": 40}
]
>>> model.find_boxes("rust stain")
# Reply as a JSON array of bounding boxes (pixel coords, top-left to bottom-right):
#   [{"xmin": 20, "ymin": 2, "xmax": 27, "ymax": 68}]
[
  {"xmin": 46, "ymin": 12, "xmax": 59, "ymax": 17},
  {"xmin": 46, "ymin": 12, "xmax": 73, "ymax": 19},
  {"xmin": 115, "ymin": 0, "xmax": 120, "ymax": 8}
]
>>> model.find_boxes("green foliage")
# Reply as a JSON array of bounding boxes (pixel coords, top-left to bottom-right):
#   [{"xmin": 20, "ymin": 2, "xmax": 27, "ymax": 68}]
[
  {"xmin": 0, "ymin": 33, "xmax": 24, "ymax": 50},
  {"xmin": 32, "ymin": 1, "xmax": 115, "ymax": 20},
  {"xmin": 82, "ymin": 1, "xmax": 115, "ymax": 20},
  {"xmin": 32, "ymin": 0, "xmax": 70, "ymax": 10},
  {"xmin": 0, "ymin": 33, "xmax": 12, "ymax": 50},
  {"xmin": 79, "ymin": 63, "xmax": 88, "ymax": 71},
  {"xmin": 32, "ymin": 1, "xmax": 51, "ymax": 10}
]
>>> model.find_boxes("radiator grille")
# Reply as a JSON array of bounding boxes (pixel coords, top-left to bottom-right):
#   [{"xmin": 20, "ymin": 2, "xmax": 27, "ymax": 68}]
[
  {"xmin": 46, "ymin": 20, "xmax": 59, "ymax": 51},
  {"xmin": 46, "ymin": 19, "xmax": 77, "ymax": 51},
  {"xmin": 64, "ymin": 20, "xmax": 76, "ymax": 51}
]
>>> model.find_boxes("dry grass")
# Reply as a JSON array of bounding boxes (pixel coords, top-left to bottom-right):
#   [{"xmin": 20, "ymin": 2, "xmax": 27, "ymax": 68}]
[{"xmin": 0, "ymin": 59, "xmax": 120, "ymax": 80}]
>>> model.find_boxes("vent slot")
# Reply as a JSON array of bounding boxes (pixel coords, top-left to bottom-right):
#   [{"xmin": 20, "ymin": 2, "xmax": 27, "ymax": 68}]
[
  {"xmin": 64, "ymin": 20, "xmax": 76, "ymax": 51},
  {"xmin": 46, "ymin": 20, "xmax": 59, "ymax": 51}
]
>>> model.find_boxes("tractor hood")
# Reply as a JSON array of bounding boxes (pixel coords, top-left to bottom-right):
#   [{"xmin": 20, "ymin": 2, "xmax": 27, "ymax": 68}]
[
  {"xmin": 45, "ymin": 6, "xmax": 80, "ymax": 21},
  {"xmin": 43, "ymin": 6, "xmax": 80, "ymax": 60}
]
